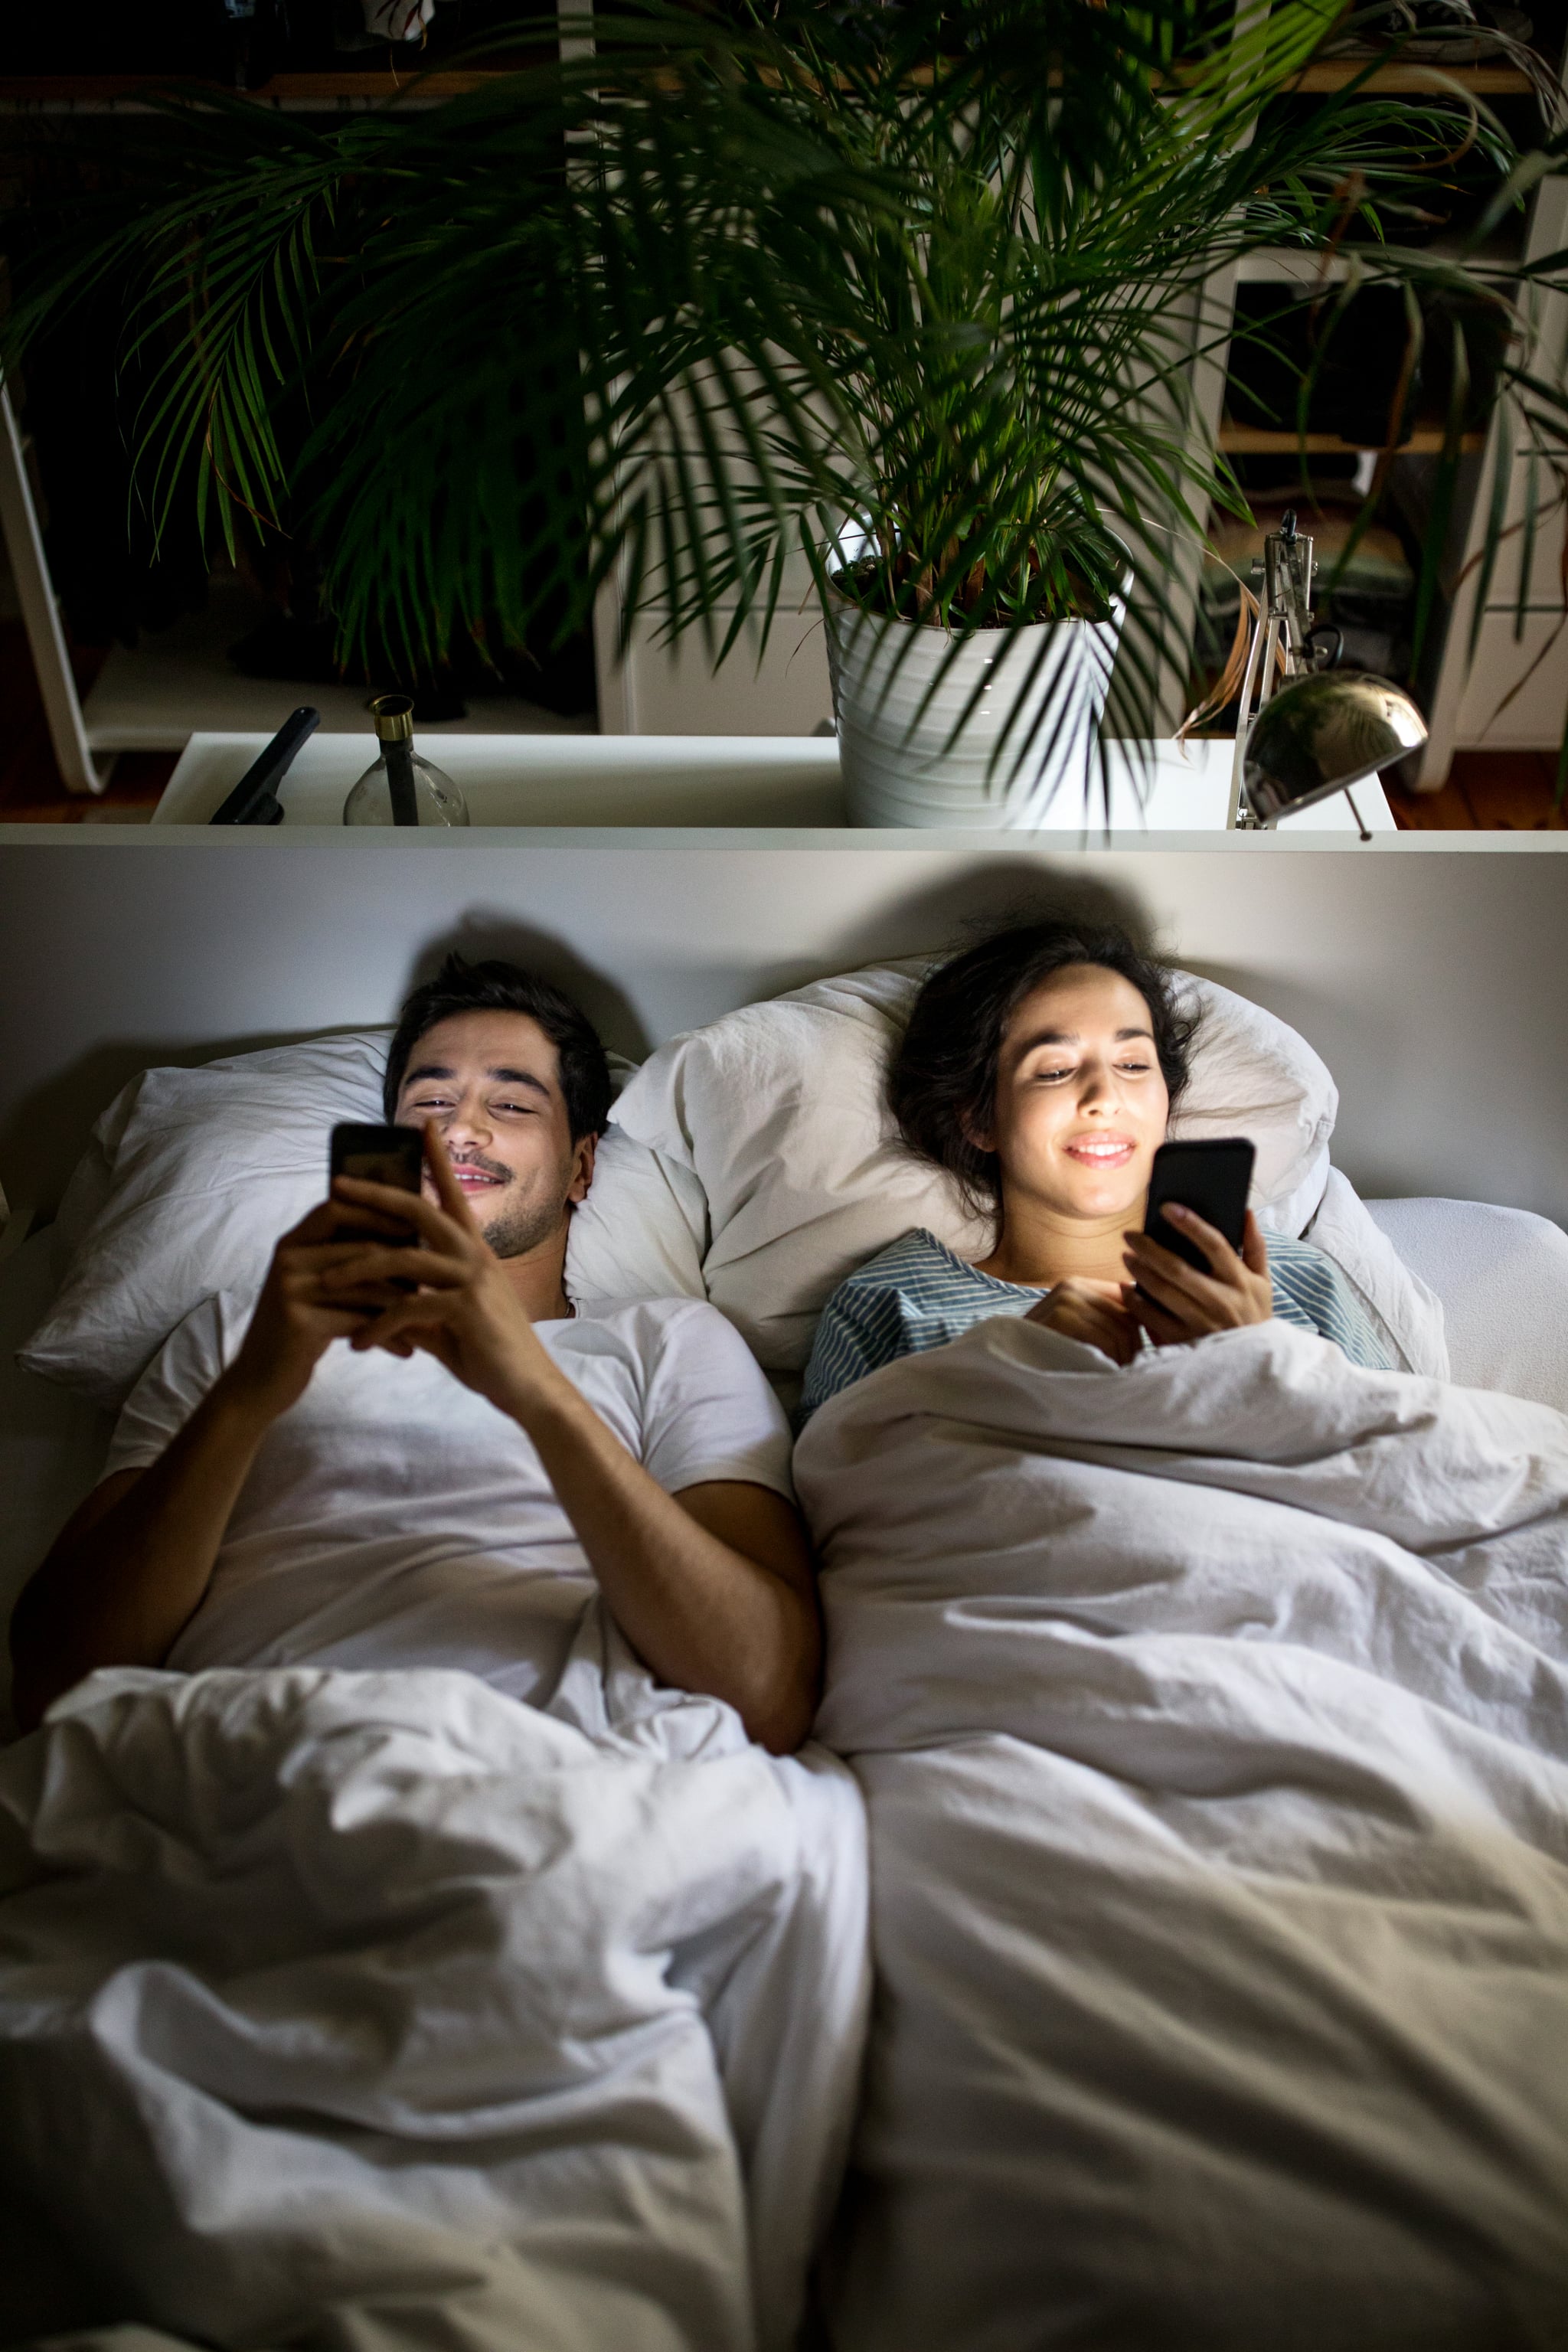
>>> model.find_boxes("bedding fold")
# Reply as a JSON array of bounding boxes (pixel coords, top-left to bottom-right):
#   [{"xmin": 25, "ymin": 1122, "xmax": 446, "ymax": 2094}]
[
  {"xmin": 795, "ymin": 1318, "xmax": 1568, "ymax": 2352},
  {"xmin": 0, "ymin": 1652, "xmax": 869, "ymax": 2352}
]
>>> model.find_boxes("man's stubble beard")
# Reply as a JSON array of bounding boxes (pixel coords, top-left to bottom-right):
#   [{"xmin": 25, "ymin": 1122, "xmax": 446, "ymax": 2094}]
[{"xmin": 475, "ymin": 1181, "xmax": 571, "ymax": 1263}]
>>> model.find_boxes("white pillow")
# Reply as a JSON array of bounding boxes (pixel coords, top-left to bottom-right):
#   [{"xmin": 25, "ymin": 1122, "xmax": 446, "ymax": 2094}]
[
  {"xmin": 20, "ymin": 1031, "xmax": 705, "ymax": 1411},
  {"xmin": 608, "ymin": 961, "xmax": 1338, "ymax": 1373},
  {"xmin": 1303, "ymin": 1168, "xmax": 1448, "ymax": 1378}
]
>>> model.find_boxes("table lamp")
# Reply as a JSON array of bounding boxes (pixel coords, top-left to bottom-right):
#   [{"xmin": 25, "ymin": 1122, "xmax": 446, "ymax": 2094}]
[{"xmin": 1225, "ymin": 511, "xmax": 1427, "ymax": 840}]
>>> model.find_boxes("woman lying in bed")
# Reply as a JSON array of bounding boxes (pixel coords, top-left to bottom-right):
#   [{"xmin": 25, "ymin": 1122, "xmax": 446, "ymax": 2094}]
[{"xmin": 800, "ymin": 920, "xmax": 1391, "ymax": 1418}]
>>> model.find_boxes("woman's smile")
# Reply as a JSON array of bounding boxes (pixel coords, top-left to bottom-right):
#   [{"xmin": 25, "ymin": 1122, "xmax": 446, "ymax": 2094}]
[{"xmin": 1063, "ymin": 1132, "xmax": 1136, "ymax": 1167}]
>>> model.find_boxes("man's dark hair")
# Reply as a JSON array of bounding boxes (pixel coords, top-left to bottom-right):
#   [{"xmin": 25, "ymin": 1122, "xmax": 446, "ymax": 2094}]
[
  {"xmin": 889, "ymin": 919, "xmax": 1200, "ymax": 1218},
  {"xmin": 383, "ymin": 954, "xmax": 613, "ymax": 1138}
]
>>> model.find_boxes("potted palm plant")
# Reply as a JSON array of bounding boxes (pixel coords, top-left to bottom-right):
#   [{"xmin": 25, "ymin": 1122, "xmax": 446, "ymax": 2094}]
[{"xmin": 8, "ymin": 0, "xmax": 1563, "ymax": 821}]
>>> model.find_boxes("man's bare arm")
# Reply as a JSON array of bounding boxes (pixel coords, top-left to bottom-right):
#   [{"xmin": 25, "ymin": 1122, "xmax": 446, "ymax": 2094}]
[
  {"xmin": 10, "ymin": 1390, "xmax": 270, "ymax": 1731},
  {"xmin": 333, "ymin": 1138, "xmax": 823, "ymax": 1754},
  {"xmin": 527, "ymin": 1387, "xmax": 822, "ymax": 1752},
  {"xmin": 8, "ymin": 1193, "xmax": 409, "ymax": 1734}
]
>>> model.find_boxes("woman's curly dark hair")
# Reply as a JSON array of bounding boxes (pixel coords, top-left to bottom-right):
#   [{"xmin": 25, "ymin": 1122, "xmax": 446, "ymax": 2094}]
[{"xmin": 889, "ymin": 920, "xmax": 1200, "ymax": 1220}]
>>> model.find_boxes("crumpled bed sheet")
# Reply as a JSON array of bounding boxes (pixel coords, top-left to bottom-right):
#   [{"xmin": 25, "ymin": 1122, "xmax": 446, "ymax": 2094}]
[
  {"xmin": 795, "ymin": 1315, "xmax": 1568, "ymax": 2352},
  {"xmin": 0, "ymin": 1610, "xmax": 869, "ymax": 2352}
]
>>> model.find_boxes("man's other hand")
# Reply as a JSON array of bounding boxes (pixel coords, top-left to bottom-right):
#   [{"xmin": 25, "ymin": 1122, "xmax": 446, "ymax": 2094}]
[
  {"xmin": 224, "ymin": 1195, "xmax": 416, "ymax": 1423},
  {"xmin": 322, "ymin": 1129, "xmax": 561, "ymax": 1418}
]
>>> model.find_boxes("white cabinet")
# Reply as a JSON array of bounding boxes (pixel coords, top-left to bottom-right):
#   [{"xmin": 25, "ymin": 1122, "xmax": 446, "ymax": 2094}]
[{"xmin": 599, "ymin": 608, "xmax": 834, "ymax": 737}]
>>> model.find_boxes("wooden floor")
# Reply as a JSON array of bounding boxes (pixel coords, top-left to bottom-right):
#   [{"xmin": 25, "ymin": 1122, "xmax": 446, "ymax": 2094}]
[
  {"xmin": 1, "ymin": 622, "xmax": 1564, "ymax": 826},
  {"xmin": 1385, "ymin": 751, "xmax": 1568, "ymax": 832}
]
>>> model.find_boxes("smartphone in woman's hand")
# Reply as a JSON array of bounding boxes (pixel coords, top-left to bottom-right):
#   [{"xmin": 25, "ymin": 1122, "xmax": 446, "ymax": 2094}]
[{"xmin": 1142, "ymin": 1138, "xmax": 1255, "ymax": 1273}]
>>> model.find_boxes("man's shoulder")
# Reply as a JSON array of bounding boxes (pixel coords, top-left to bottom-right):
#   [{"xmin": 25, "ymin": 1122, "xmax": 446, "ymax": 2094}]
[
  {"xmin": 567, "ymin": 1292, "xmax": 742, "ymax": 1358},
  {"xmin": 566, "ymin": 1297, "xmax": 784, "ymax": 1441},
  {"xmin": 570, "ymin": 1291, "xmax": 714, "ymax": 1328}
]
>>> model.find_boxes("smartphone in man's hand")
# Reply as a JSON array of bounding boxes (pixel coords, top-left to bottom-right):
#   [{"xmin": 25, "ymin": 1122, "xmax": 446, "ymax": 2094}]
[
  {"xmin": 328, "ymin": 1124, "xmax": 424, "ymax": 1246},
  {"xmin": 1142, "ymin": 1137, "xmax": 1255, "ymax": 1275}
]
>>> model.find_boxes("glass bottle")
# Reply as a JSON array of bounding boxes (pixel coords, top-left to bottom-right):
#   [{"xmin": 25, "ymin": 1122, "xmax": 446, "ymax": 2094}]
[{"xmin": 343, "ymin": 696, "xmax": 469, "ymax": 828}]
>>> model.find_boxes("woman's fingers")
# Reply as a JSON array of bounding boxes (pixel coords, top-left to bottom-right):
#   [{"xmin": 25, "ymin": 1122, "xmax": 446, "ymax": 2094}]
[
  {"xmin": 1080, "ymin": 1311, "xmax": 1138, "ymax": 1366},
  {"xmin": 1040, "ymin": 1284, "xmax": 1140, "ymax": 1365},
  {"xmin": 1122, "ymin": 1204, "xmax": 1273, "ymax": 1345},
  {"xmin": 1165, "ymin": 1201, "xmax": 1241, "ymax": 1272},
  {"xmin": 1083, "ymin": 1310, "xmax": 1139, "ymax": 1365},
  {"xmin": 1122, "ymin": 1237, "xmax": 1227, "ymax": 1318},
  {"xmin": 1240, "ymin": 1209, "xmax": 1269, "ymax": 1274},
  {"xmin": 1124, "ymin": 1289, "xmax": 1187, "ymax": 1344}
]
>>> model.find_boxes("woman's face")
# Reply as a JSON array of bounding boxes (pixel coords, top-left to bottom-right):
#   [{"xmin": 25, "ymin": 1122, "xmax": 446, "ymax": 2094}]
[{"xmin": 977, "ymin": 964, "xmax": 1171, "ymax": 1227}]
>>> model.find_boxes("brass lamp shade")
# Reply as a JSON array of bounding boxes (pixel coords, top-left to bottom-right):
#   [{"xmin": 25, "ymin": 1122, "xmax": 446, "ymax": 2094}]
[{"xmin": 1243, "ymin": 671, "xmax": 1427, "ymax": 824}]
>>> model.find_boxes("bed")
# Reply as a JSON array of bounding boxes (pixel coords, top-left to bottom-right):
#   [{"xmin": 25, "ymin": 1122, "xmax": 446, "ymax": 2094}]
[{"xmin": 4, "ymin": 936, "xmax": 1568, "ymax": 2352}]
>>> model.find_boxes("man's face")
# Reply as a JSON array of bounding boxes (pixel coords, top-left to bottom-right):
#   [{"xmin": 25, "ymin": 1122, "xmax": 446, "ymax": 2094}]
[{"xmin": 393, "ymin": 1009, "xmax": 594, "ymax": 1259}]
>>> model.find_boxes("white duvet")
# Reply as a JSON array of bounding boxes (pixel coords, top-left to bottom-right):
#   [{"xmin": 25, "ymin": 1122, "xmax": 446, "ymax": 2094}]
[
  {"xmin": 795, "ymin": 1317, "xmax": 1568, "ymax": 2352},
  {"xmin": 0, "ymin": 1610, "xmax": 868, "ymax": 2352}
]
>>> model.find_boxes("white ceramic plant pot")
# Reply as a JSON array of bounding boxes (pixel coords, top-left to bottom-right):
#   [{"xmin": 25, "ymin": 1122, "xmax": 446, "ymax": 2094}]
[{"xmin": 825, "ymin": 588, "xmax": 1125, "ymax": 828}]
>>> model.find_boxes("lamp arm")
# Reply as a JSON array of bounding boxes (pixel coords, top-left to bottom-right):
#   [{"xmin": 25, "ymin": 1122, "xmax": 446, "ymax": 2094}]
[{"xmin": 1225, "ymin": 606, "xmax": 1272, "ymax": 830}]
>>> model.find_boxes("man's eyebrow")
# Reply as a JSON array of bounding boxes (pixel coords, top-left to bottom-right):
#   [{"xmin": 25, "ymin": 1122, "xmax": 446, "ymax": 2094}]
[
  {"xmin": 400, "ymin": 1060, "xmax": 553, "ymax": 1098},
  {"xmin": 488, "ymin": 1064, "xmax": 552, "ymax": 1097}
]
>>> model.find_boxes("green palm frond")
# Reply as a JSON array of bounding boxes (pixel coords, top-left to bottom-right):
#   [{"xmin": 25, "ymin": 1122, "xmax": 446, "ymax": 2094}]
[{"xmin": 5, "ymin": 0, "xmax": 1566, "ymax": 807}]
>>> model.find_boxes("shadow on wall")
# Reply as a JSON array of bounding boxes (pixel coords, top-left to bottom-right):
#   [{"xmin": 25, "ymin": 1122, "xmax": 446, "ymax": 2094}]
[
  {"xmin": 740, "ymin": 858, "xmax": 1161, "ymax": 1008},
  {"xmin": 1180, "ymin": 959, "xmax": 1410, "ymax": 1204},
  {"xmin": 3, "ymin": 920, "xmax": 651, "ymax": 1227},
  {"xmin": 397, "ymin": 913, "xmax": 653, "ymax": 1067}
]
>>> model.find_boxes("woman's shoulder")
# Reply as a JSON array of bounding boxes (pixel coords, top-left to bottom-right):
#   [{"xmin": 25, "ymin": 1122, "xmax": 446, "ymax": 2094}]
[
  {"xmin": 831, "ymin": 1226, "xmax": 968, "ymax": 1297},
  {"xmin": 1263, "ymin": 1230, "xmax": 1348, "ymax": 1282},
  {"xmin": 1262, "ymin": 1230, "xmax": 1395, "ymax": 1369}
]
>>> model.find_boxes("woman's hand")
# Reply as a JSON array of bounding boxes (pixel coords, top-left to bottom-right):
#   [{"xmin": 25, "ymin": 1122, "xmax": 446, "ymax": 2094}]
[
  {"xmin": 1025, "ymin": 1279, "xmax": 1142, "ymax": 1367},
  {"xmin": 1121, "ymin": 1206, "xmax": 1273, "ymax": 1348}
]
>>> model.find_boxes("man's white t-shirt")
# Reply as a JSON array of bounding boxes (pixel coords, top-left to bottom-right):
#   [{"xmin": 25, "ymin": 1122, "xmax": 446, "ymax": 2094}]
[{"xmin": 104, "ymin": 1292, "xmax": 795, "ymax": 1707}]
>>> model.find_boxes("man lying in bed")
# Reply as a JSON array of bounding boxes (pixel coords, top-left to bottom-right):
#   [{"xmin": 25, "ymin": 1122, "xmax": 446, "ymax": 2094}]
[{"xmin": 10, "ymin": 956, "xmax": 820, "ymax": 1751}]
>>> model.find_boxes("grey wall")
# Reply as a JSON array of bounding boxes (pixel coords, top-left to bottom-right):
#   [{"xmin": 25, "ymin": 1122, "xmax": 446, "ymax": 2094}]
[{"xmin": 2, "ymin": 838, "xmax": 1565, "ymax": 1227}]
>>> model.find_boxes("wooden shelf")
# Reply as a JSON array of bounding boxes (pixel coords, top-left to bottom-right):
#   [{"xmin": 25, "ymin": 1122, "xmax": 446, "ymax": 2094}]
[
  {"xmin": 0, "ymin": 51, "xmax": 1540, "ymax": 113},
  {"xmin": 1286, "ymin": 57, "xmax": 1535, "ymax": 93},
  {"xmin": 0, "ymin": 66, "xmax": 548, "ymax": 113},
  {"xmin": 1220, "ymin": 419, "xmax": 1487, "ymax": 454}
]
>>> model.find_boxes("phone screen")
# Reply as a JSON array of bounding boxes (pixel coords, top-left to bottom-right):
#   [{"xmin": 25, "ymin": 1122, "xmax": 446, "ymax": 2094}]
[
  {"xmin": 328, "ymin": 1124, "xmax": 423, "ymax": 1244},
  {"xmin": 1142, "ymin": 1138, "xmax": 1255, "ymax": 1276}
]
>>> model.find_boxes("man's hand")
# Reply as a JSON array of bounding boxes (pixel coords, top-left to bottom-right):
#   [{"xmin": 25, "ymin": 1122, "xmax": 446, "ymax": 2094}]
[
  {"xmin": 1121, "ymin": 1206, "xmax": 1274, "ymax": 1348},
  {"xmin": 321, "ymin": 1129, "xmax": 563, "ymax": 1419},
  {"xmin": 222, "ymin": 1195, "xmax": 416, "ymax": 1423},
  {"xmin": 1025, "ymin": 1278, "xmax": 1142, "ymax": 1367}
]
